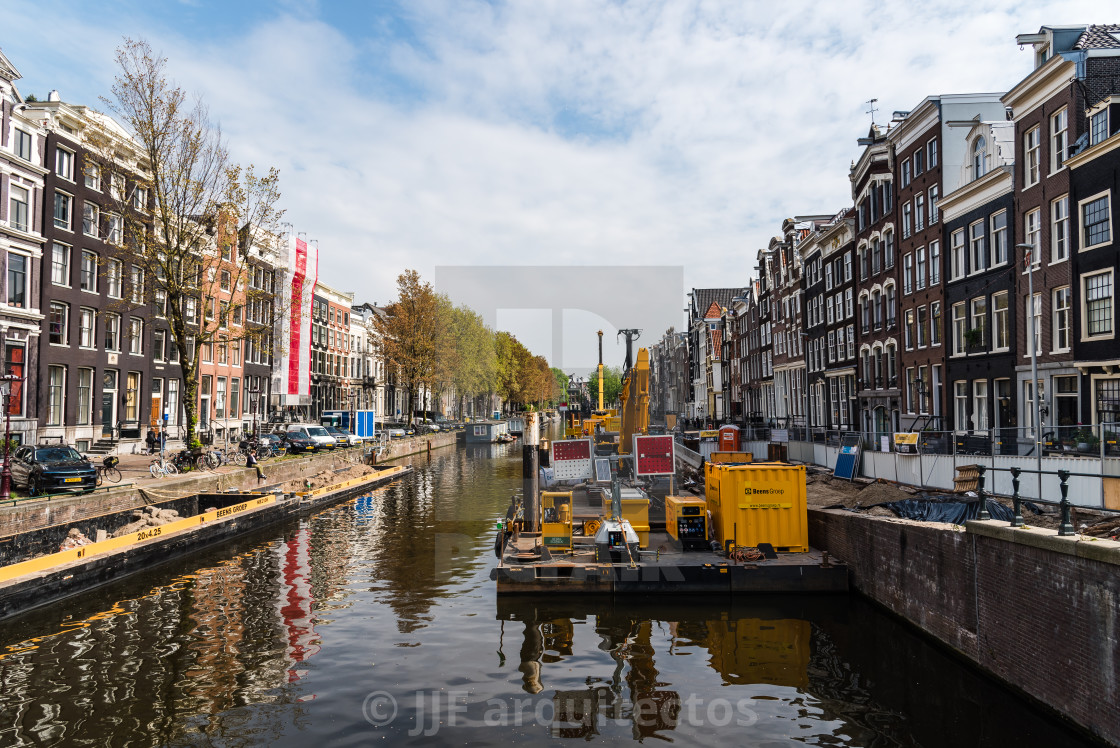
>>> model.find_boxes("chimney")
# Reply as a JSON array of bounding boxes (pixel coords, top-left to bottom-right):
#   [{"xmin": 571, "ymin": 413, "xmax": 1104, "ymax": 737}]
[{"xmin": 47, "ymin": 90, "xmax": 60, "ymax": 102}]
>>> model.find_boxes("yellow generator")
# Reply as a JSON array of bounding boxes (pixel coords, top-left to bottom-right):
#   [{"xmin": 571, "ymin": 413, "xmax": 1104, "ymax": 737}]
[
  {"xmin": 665, "ymin": 495, "xmax": 708, "ymax": 550},
  {"xmin": 705, "ymin": 463, "xmax": 808, "ymax": 552},
  {"xmin": 619, "ymin": 489, "xmax": 650, "ymax": 548},
  {"xmin": 541, "ymin": 492, "xmax": 573, "ymax": 549}
]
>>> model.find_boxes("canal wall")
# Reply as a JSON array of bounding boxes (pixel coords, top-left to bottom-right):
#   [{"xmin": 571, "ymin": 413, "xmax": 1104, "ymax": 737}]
[
  {"xmin": 808, "ymin": 508, "xmax": 1120, "ymax": 746},
  {"xmin": 0, "ymin": 432, "xmax": 456, "ymax": 539}
]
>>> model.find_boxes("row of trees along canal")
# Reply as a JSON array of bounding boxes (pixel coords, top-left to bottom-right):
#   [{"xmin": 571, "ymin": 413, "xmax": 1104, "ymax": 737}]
[{"xmin": 99, "ymin": 38, "xmax": 567, "ymax": 441}]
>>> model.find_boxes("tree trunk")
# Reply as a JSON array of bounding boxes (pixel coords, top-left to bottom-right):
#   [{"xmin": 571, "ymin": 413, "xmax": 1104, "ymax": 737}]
[{"xmin": 181, "ymin": 363, "xmax": 199, "ymax": 450}]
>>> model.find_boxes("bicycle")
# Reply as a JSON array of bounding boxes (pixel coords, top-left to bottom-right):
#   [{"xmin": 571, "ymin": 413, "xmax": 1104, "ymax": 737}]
[
  {"xmin": 149, "ymin": 456, "xmax": 178, "ymax": 478},
  {"xmin": 95, "ymin": 456, "xmax": 122, "ymax": 486}
]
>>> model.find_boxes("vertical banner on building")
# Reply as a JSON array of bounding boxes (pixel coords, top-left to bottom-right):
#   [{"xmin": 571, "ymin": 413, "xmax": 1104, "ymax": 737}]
[{"xmin": 279, "ymin": 235, "xmax": 319, "ymax": 403}]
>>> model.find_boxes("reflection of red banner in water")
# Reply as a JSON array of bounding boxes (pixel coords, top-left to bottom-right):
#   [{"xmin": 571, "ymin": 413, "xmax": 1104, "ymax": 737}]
[
  {"xmin": 280, "ymin": 526, "xmax": 319, "ymax": 685},
  {"xmin": 287, "ymin": 240, "xmax": 307, "ymax": 395}
]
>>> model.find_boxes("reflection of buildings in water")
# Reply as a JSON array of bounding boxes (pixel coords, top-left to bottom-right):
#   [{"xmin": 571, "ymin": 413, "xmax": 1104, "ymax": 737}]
[
  {"xmin": 279, "ymin": 525, "xmax": 320, "ymax": 684},
  {"xmin": 184, "ymin": 557, "xmax": 250, "ymax": 716}
]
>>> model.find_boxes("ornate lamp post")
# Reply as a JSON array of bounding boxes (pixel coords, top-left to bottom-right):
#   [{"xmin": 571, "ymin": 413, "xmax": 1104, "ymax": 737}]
[{"xmin": 0, "ymin": 373, "xmax": 23, "ymax": 502}]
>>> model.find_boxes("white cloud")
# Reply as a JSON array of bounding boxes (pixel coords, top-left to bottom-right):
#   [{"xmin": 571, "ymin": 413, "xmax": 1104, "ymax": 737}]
[{"xmin": 1, "ymin": 0, "xmax": 1108, "ymax": 361}]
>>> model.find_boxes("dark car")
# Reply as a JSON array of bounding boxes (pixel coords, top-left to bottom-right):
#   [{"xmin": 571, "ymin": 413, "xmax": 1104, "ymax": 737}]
[
  {"xmin": 279, "ymin": 431, "xmax": 318, "ymax": 454},
  {"xmin": 11, "ymin": 445, "xmax": 97, "ymax": 495}
]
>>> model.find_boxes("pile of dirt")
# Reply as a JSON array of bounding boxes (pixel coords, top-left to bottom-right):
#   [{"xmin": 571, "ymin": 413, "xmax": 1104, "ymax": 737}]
[
  {"xmin": 112, "ymin": 505, "xmax": 181, "ymax": 537},
  {"xmin": 804, "ymin": 472, "xmax": 911, "ymax": 509},
  {"xmin": 279, "ymin": 464, "xmax": 377, "ymax": 494}
]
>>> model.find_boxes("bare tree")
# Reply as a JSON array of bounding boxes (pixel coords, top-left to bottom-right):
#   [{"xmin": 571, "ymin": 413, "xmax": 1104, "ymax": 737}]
[{"xmin": 90, "ymin": 38, "xmax": 284, "ymax": 448}]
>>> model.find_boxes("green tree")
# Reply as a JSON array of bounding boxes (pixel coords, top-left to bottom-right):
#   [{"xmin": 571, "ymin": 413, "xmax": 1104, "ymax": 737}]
[
  {"xmin": 445, "ymin": 304, "xmax": 496, "ymax": 417},
  {"xmin": 588, "ymin": 366, "xmax": 623, "ymax": 409},
  {"xmin": 375, "ymin": 270, "xmax": 448, "ymax": 425}
]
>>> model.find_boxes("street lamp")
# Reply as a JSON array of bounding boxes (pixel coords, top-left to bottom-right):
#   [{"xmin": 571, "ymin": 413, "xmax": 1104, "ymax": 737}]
[
  {"xmin": 0, "ymin": 373, "xmax": 23, "ymax": 502},
  {"xmin": 1016, "ymin": 242, "xmax": 1043, "ymax": 502},
  {"xmin": 247, "ymin": 380, "xmax": 261, "ymax": 437}
]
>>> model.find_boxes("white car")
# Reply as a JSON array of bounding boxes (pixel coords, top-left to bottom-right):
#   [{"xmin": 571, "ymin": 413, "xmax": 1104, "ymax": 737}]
[{"xmin": 287, "ymin": 424, "xmax": 337, "ymax": 450}]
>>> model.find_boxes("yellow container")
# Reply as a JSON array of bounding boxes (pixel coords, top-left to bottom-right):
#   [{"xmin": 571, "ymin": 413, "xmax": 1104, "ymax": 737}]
[
  {"xmin": 705, "ymin": 463, "xmax": 807, "ymax": 552},
  {"xmin": 541, "ymin": 492, "xmax": 574, "ymax": 548},
  {"xmin": 621, "ymin": 496, "xmax": 650, "ymax": 548},
  {"xmin": 710, "ymin": 451, "xmax": 753, "ymax": 464},
  {"xmin": 665, "ymin": 495, "xmax": 707, "ymax": 548}
]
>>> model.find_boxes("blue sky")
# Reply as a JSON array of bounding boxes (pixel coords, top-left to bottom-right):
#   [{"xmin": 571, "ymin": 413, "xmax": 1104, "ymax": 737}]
[{"xmin": 1, "ymin": 1, "xmax": 1106, "ymax": 368}]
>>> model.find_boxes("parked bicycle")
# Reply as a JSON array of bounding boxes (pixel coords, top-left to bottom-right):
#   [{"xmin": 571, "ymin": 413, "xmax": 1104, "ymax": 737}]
[
  {"xmin": 149, "ymin": 456, "xmax": 177, "ymax": 478},
  {"xmin": 94, "ymin": 455, "xmax": 122, "ymax": 486},
  {"xmin": 171, "ymin": 449, "xmax": 207, "ymax": 473}
]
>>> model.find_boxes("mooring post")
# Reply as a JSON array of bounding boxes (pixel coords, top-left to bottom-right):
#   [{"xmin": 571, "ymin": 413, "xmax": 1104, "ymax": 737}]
[
  {"xmin": 1057, "ymin": 469, "xmax": 1074, "ymax": 536},
  {"xmin": 525, "ymin": 411, "xmax": 541, "ymax": 532},
  {"xmin": 1010, "ymin": 467, "xmax": 1024, "ymax": 527},
  {"xmin": 976, "ymin": 464, "xmax": 989, "ymax": 521}
]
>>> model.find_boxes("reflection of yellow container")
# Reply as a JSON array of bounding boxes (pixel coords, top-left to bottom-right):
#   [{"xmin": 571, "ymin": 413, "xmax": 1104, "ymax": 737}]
[
  {"xmin": 710, "ymin": 451, "xmax": 753, "ymax": 464},
  {"xmin": 665, "ymin": 495, "xmax": 707, "ymax": 549},
  {"xmin": 705, "ymin": 463, "xmax": 807, "ymax": 552},
  {"xmin": 621, "ymin": 496, "xmax": 650, "ymax": 548},
  {"xmin": 705, "ymin": 618, "xmax": 810, "ymax": 688}
]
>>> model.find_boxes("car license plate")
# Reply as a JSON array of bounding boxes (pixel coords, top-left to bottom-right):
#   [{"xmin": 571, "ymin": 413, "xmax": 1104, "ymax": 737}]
[{"xmin": 65, "ymin": 477, "xmax": 82, "ymax": 483}]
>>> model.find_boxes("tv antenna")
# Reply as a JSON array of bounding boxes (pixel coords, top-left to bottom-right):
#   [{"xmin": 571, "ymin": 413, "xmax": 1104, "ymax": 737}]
[{"xmin": 866, "ymin": 98, "xmax": 879, "ymax": 126}]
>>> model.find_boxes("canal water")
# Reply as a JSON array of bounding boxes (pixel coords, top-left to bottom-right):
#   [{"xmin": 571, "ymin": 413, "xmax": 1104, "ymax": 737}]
[{"xmin": 0, "ymin": 441, "xmax": 1093, "ymax": 746}]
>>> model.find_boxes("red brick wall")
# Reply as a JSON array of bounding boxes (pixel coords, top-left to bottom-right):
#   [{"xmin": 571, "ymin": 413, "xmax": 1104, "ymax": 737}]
[{"xmin": 809, "ymin": 508, "xmax": 1120, "ymax": 745}]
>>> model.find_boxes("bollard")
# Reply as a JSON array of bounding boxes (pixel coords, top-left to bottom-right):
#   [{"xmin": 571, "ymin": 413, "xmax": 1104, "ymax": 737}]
[
  {"xmin": 1010, "ymin": 467, "xmax": 1024, "ymax": 527},
  {"xmin": 1057, "ymin": 469, "xmax": 1075, "ymax": 536},
  {"xmin": 976, "ymin": 464, "xmax": 990, "ymax": 520}
]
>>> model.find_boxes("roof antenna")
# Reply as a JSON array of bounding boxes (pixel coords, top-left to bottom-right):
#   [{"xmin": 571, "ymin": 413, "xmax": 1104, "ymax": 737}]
[{"xmin": 866, "ymin": 98, "xmax": 879, "ymax": 126}]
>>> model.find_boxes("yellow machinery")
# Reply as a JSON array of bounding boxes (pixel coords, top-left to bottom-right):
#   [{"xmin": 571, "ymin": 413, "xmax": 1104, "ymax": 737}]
[
  {"xmin": 620, "ymin": 491, "xmax": 649, "ymax": 548},
  {"xmin": 705, "ymin": 462, "xmax": 808, "ymax": 552},
  {"xmin": 709, "ymin": 451, "xmax": 753, "ymax": 464},
  {"xmin": 541, "ymin": 491, "xmax": 573, "ymax": 549},
  {"xmin": 618, "ymin": 348, "xmax": 650, "ymax": 455},
  {"xmin": 665, "ymin": 495, "xmax": 708, "ymax": 550}
]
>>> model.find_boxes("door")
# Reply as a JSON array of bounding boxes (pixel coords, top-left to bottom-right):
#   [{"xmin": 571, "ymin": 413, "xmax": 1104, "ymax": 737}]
[{"xmin": 102, "ymin": 370, "xmax": 118, "ymax": 437}]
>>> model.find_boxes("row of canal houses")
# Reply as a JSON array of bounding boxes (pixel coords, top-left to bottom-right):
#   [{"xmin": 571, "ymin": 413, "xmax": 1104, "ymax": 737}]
[
  {"xmin": 0, "ymin": 46, "xmax": 412, "ymax": 453},
  {"xmin": 650, "ymin": 24, "xmax": 1120, "ymax": 452}
]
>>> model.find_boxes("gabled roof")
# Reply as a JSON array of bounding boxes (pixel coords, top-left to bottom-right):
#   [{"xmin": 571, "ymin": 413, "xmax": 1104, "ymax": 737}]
[
  {"xmin": 690, "ymin": 288, "xmax": 745, "ymax": 323},
  {"xmin": 0, "ymin": 48, "xmax": 21, "ymax": 82},
  {"xmin": 703, "ymin": 301, "xmax": 722, "ymax": 320},
  {"xmin": 1073, "ymin": 25, "xmax": 1120, "ymax": 50}
]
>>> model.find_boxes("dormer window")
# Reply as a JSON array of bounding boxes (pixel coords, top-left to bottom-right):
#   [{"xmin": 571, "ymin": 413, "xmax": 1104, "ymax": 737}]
[
  {"xmin": 1090, "ymin": 108, "xmax": 1108, "ymax": 146},
  {"xmin": 973, "ymin": 136, "xmax": 987, "ymax": 180}
]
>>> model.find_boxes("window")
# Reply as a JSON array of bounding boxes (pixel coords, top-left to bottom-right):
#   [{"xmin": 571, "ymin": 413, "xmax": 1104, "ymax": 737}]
[
  {"xmin": 952, "ymin": 302, "xmax": 967, "ymax": 356},
  {"xmin": 56, "ymin": 148, "xmax": 73, "ymax": 180},
  {"xmin": 915, "ymin": 194, "xmax": 925, "ymax": 232},
  {"xmin": 220, "ymin": 269, "xmax": 231, "ymax": 291},
  {"xmin": 847, "ymin": 324, "xmax": 855, "ymax": 359},
  {"xmin": 1090, "ymin": 109, "xmax": 1108, "ymax": 146},
  {"xmin": 230, "ymin": 377, "xmax": 240, "ymax": 418},
  {"xmin": 845, "ymin": 288, "xmax": 853, "ymax": 319},
  {"xmin": 1029, "ymin": 293, "xmax": 1042, "ymax": 354},
  {"xmin": 47, "ymin": 366, "xmax": 66, "ymax": 426},
  {"xmin": 913, "ymin": 148, "xmax": 924, "ymax": 177},
  {"xmin": 955, "ymin": 381, "xmax": 969, "ymax": 433},
  {"xmin": 125, "ymin": 372, "xmax": 140, "ymax": 422},
  {"xmin": 14, "ymin": 129, "xmax": 32, "ymax": 161},
  {"xmin": 106, "ymin": 214, "xmax": 121, "ymax": 244},
  {"xmin": 79, "ymin": 308, "xmax": 96, "ymax": 348},
  {"xmin": 53, "ymin": 192, "xmax": 72, "ymax": 230},
  {"xmin": 1025, "ymin": 209, "xmax": 1041, "ymax": 263},
  {"xmin": 132, "ymin": 186, "xmax": 148, "ymax": 212},
  {"xmin": 167, "ymin": 380, "xmax": 179, "ymax": 425},
  {"xmin": 221, "ymin": 243, "xmax": 232, "ymax": 262},
  {"xmin": 85, "ymin": 162, "xmax": 101, "ymax": 191},
  {"xmin": 973, "ymin": 380, "xmax": 989, "ymax": 433},
  {"xmin": 884, "ymin": 230, "xmax": 894, "ymax": 269},
  {"xmin": 1081, "ymin": 193, "xmax": 1111, "ymax": 249},
  {"xmin": 82, "ymin": 202, "xmax": 99, "ymax": 237},
  {"xmin": 1051, "ymin": 108, "xmax": 1068, "ymax": 172},
  {"xmin": 1025, "ymin": 379, "xmax": 1045, "ymax": 437},
  {"xmin": 8, "ymin": 185, "xmax": 29, "ymax": 233},
  {"xmin": 6, "ymin": 254, "xmax": 27, "ymax": 308},
  {"xmin": 886, "ymin": 343, "xmax": 897, "ymax": 387},
  {"xmin": 155, "ymin": 289, "xmax": 167, "ymax": 317},
  {"xmin": 929, "ymin": 185, "xmax": 939, "ymax": 224},
  {"xmin": 80, "ymin": 251, "xmax": 98, "ymax": 292},
  {"xmin": 1084, "ymin": 270, "xmax": 1114, "ymax": 337},
  {"xmin": 48, "ymin": 302, "xmax": 69, "ymax": 345},
  {"xmin": 973, "ymin": 136, "xmax": 987, "ymax": 179},
  {"xmin": 51, "ymin": 243, "xmax": 71, "ymax": 286},
  {"xmin": 969, "ymin": 220, "xmax": 986, "ymax": 273},
  {"xmin": 216, "ymin": 377, "xmax": 226, "ymax": 419},
  {"xmin": 202, "ymin": 342, "xmax": 213, "ymax": 363},
  {"xmin": 153, "ymin": 329, "xmax": 166, "ymax": 361},
  {"xmin": 110, "ymin": 172, "xmax": 124, "ymax": 200},
  {"xmin": 916, "ymin": 246, "xmax": 926, "ymax": 290},
  {"xmin": 217, "ymin": 340, "xmax": 227, "ymax": 364},
  {"xmin": 107, "ymin": 258, "xmax": 122, "ymax": 298},
  {"xmin": 901, "ymin": 160, "xmax": 911, "ymax": 188},
  {"xmin": 1025, "ymin": 126, "xmax": 1040, "ymax": 187},
  {"xmin": 104, "ymin": 313, "xmax": 120, "ymax": 352},
  {"xmin": 1053, "ymin": 286, "xmax": 1071, "ymax": 352},
  {"xmin": 928, "ymin": 137, "xmax": 938, "ymax": 169},
  {"xmin": 844, "ymin": 252, "xmax": 852, "ymax": 282},
  {"xmin": 993, "ymin": 293, "xmax": 1009, "ymax": 351},
  {"xmin": 130, "ymin": 266, "xmax": 145, "ymax": 303},
  {"xmin": 903, "ymin": 254, "xmax": 913, "ymax": 294},
  {"xmin": 904, "ymin": 309, "xmax": 915, "ymax": 350},
  {"xmin": 990, "ymin": 211, "xmax": 1008, "ymax": 266},
  {"xmin": 129, "ymin": 318, "xmax": 143, "ymax": 355},
  {"xmin": 4, "ymin": 344, "xmax": 25, "ymax": 417},
  {"xmin": 77, "ymin": 368, "xmax": 93, "ymax": 426},
  {"xmin": 970, "ymin": 297, "xmax": 987, "ymax": 349},
  {"xmin": 902, "ymin": 202, "xmax": 912, "ymax": 238},
  {"xmin": 917, "ymin": 306, "xmax": 928, "ymax": 348},
  {"xmin": 950, "ymin": 229, "xmax": 965, "ymax": 279},
  {"xmin": 1052, "ymin": 195, "xmax": 1069, "ymax": 262},
  {"xmin": 885, "ymin": 285, "xmax": 896, "ymax": 327}
]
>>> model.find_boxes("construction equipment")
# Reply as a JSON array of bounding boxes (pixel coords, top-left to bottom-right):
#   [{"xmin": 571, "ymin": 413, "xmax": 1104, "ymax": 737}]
[
  {"xmin": 617, "ymin": 347, "xmax": 650, "ymax": 455},
  {"xmin": 665, "ymin": 495, "xmax": 708, "ymax": 550},
  {"xmin": 705, "ymin": 462, "xmax": 808, "ymax": 553},
  {"xmin": 541, "ymin": 492, "xmax": 573, "ymax": 549}
]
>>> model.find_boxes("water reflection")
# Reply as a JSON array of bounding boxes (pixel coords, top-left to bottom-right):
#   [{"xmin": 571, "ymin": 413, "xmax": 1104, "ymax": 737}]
[{"xmin": 0, "ymin": 442, "xmax": 1096, "ymax": 747}]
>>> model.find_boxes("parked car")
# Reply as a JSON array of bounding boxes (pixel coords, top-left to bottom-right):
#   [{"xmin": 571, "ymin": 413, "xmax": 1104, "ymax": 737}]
[
  {"xmin": 333, "ymin": 427, "xmax": 363, "ymax": 447},
  {"xmin": 279, "ymin": 431, "xmax": 318, "ymax": 454},
  {"xmin": 385, "ymin": 428, "xmax": 407, "ymax": 439},
  {"xmin": 324, "ymin": 426, "xmax": 351, "ymax": 448},
  {"xmin": 11, "ymin": 445, "xmax": 97, "ymax": 495},
  {"xmin": 286, "ymin": 424, "xmax": 336, "ymax": 450}
]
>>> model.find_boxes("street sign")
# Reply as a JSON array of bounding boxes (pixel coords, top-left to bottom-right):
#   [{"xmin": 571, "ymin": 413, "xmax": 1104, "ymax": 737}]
[
  {"xmin": 551, "ymin": 438, "xmax": 594, "ymax": 481},
  {"xmin": 633, "ymin": 434, "xmax": 675, "ymax": 476}
]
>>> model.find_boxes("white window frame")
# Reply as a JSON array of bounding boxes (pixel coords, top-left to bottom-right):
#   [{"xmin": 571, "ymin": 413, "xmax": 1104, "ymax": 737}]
[
  {"xmin": 1024, "ymin": 209, "xmax": 1041, "ymax": 266},
  {"xmin": 1081, "ymin": 269, "xmax": 1115, "ymax": 341},
  {"xmin": 55, "ymin": 147, "xmax": 74, "ymax": 181},
  {"xmin": 1053, "ymin": 286, "xmax": 1071, "ymax": 353},
  {"xmin": 951, "ymin": 301, "xmax": 967, "ymax": 357},
  {"xmin": 53, "ymin": 191, "xmax": 73, "ymax": 232},
  {"xmin": 1050, "ymin": 107, "xmax": 1068, "ymax": 174},
  {"xmin": 969, "ymin": 219, "xmax": 986, "ymax": 274},
  {"xmin": 990, "ymin": 210, "xmax": 1008, "ymax": 267},
  {"xmin": 1024, "ymin": 125, "xmax": 1041, "ymax": 187},
  {"xmin": 992, "ymin": 291, "xmax": 1009, "ymax": 352},
  {"xmin": 1079, "ymin": 190, "xmax": 1112, "ymax": 252},
  {"xmin": 1051, "ymin": 195, "xmax": 1069, "ymax": 263},
  {"xmin": 950, "ymin": 229, "xmax": 965, "ymax": 280}
]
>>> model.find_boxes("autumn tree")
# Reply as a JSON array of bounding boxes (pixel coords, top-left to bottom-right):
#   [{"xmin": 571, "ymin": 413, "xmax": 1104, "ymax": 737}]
[
  {"xmin": 446, "ymin": 304, "xmax": 496, "ymax": 417},
  {"xmin": 375, "ymin": 270, "xmax": 449, "ymax": 425},
  {"xmin": 93, "ymin": 38, "xmax": 283, "ymax": 448}
]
